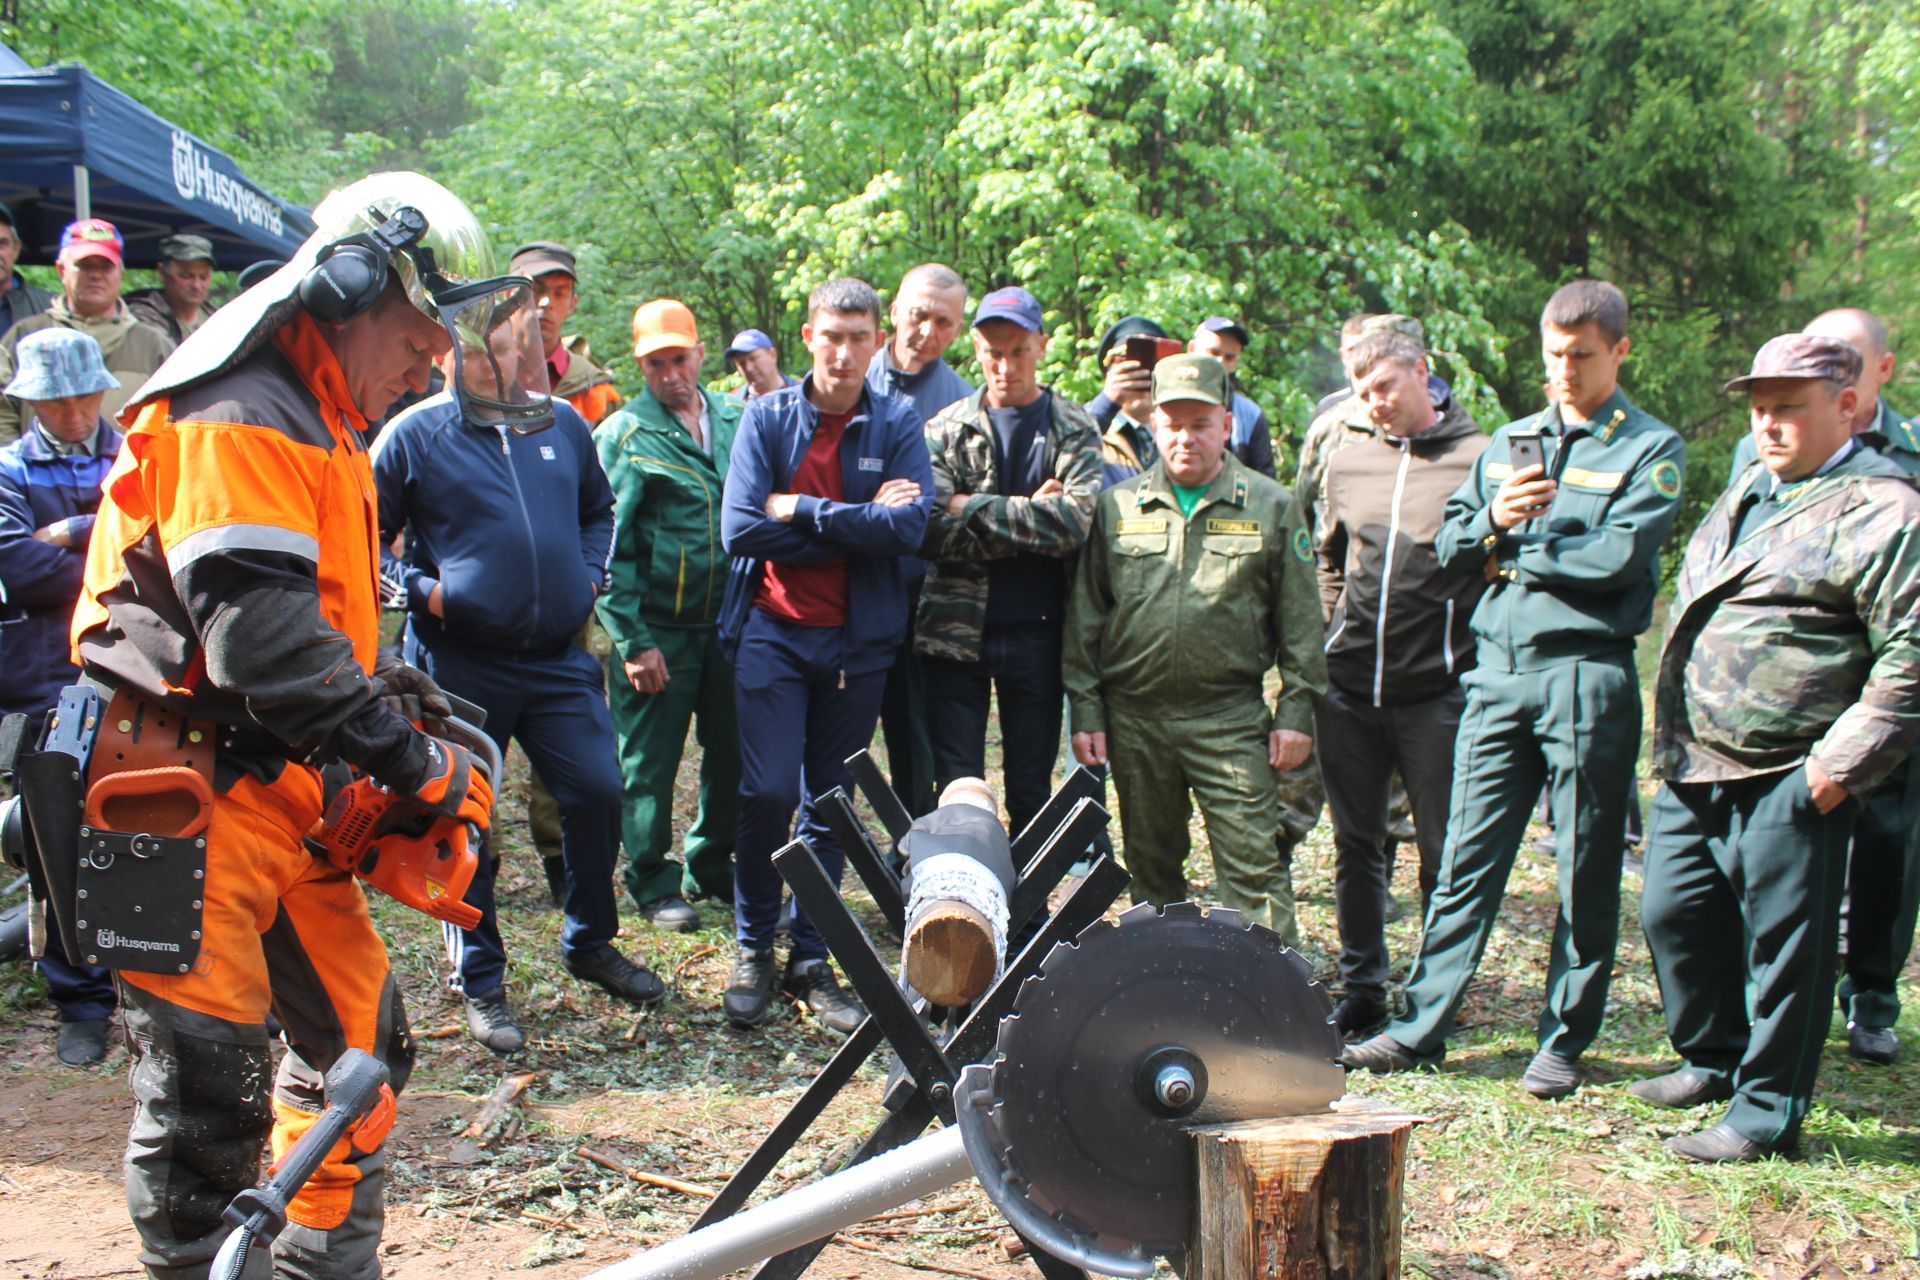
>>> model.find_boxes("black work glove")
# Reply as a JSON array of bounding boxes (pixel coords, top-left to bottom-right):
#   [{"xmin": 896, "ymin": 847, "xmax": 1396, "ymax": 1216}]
[{"xmin": 372, "ymin": 651, "xmax": 454, "ymax": 729}]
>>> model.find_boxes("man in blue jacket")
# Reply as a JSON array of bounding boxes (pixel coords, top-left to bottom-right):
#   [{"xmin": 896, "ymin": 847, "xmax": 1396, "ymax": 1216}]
[
  {"xmin": 373, "ymin": 305, "xmax": 660, "ymax": 1055},
  {"xmin": 721, "ymin": 277, "xmax": 933, "ymax": 1033},
  {"xmin": 0, "ymin": 328, "xmax": 121, "ymax": 1066}
]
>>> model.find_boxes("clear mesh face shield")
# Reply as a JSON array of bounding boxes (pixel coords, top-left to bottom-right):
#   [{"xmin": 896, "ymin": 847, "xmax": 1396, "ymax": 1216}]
[{"xmin": 432, "ymin": 276, "xmax": 555, "ymax": 433}]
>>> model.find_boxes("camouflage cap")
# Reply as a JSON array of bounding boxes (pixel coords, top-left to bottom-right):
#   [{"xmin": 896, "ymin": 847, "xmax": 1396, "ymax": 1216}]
[
  {"xmin": 1360, "ymin": 313, "xmax": 1424, "ymax": 342},
  {"xmin": 1152, "ymin": 353, "xmax": 1229, "ymax": 407},
  {"xmin": 158, "ymin": 234, "xmax": 216, "ymax": 264},
  {"xmin": 1724, "ymin": 333, "xmax": 1864, "ymax": 392}
]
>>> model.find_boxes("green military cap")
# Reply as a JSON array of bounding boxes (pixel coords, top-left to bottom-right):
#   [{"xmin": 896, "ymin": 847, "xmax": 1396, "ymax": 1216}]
[
  {"xmin": 1152, "ymin": 353, "xmax": 1229, "ymax": 407},
  {"xmin": 158, "ymin": 233, "xmax": 216, "ymax": 265},
  {"xmin": 1360, "ymin": 312, "xmax": 1424, "ymax": 342}
]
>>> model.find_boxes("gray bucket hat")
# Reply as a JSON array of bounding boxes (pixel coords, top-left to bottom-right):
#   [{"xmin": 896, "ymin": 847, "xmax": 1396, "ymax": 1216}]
[{"xmin": 3, "ymin": 327, "xmax": 122, "ymax": 401}]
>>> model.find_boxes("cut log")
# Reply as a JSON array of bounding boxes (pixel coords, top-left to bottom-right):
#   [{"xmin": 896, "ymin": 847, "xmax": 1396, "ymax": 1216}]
[
  {"xmin": 901, "ymin": 898, "xmax": 997, "ymax": 1007},
  {"xmin": 1189, "ymin": 1097, "xmax": 1423, "ymax": 1280}
]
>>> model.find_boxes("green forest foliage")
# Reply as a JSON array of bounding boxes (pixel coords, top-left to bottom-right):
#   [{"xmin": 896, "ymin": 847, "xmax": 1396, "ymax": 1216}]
[{"xmin": 10, "ymin": 0, "xmax": 1919, "ymax": 549}]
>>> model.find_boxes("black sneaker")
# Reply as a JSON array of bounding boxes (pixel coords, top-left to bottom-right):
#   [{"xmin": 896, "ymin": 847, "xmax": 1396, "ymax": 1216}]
[
  {"xmin": 464, "ymin": 990, "xmax": 526, "ymax": 1055},
  {"xmin": 55, "ymin": 1018, "xmax": 109, "ymax": 1067},
  {"xmin": 724, "ymin": 949, "xmax": 779, "ymax": 1027},
  {"xmin": 1331, "ymin": 992, "xmax": 1388, "ymax": 1039},
  {"xmin": 564, "ymin": 945, "xmax": 666, "ymax": 1008},
  {"xmin": 783, "ymin": 957, "xmax": 865, "ymax": 1035},
  {"xmin": 641, "ymin": 894, "xmax": 701, "ymax": 933}
]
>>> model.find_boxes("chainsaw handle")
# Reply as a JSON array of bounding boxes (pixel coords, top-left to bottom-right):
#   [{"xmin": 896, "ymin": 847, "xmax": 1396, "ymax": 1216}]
[{"xmin": 434, "ymin": 716, "xmax": 502, "ymax": 799}]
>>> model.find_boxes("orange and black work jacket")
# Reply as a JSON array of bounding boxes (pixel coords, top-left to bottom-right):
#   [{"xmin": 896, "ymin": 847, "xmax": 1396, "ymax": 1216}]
[{"xmin": 71, "ymin": 310, "xmax": 427, "ymax": 788}]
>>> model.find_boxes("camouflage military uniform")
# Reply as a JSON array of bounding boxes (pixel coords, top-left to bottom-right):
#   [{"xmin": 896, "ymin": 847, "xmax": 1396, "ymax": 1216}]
[
  {"xmin": 1063, "ymin": 454, "xmax": 1328, "ymax": 939},
  {"xmin": 1729, "ymin": 398, "xmax": 1920, "ymax": 1038},
  {"xmin": 917, "ymin": 387, "xmax": 1103, "ymax": 833},
  {"xmin": 1642, "ymin": 443, "xmax": 1920, "ymax": 1149}
]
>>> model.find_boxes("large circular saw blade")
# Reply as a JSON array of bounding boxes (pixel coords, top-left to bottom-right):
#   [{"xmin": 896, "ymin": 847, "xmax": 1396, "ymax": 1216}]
[{"xmin": 982, "ymin": 901, "xmax": 1344, "ymax": 1259}]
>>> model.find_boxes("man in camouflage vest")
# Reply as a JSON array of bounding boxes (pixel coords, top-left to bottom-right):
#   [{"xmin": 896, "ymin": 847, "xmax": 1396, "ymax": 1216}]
[
  {"xmin": 1633, "ymin": 333, "xmax": 1920, "ymax": 1162},
  {"xmin": 918, "ymin": 287, "xmax": 1103, "ymax": 835},
  {"xmin": 1064, "ymin": 354, "xmax": 1326, "ymax": 939}
]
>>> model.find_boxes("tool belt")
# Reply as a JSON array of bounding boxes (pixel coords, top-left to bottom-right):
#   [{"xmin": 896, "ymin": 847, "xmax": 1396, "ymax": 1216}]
[{"xmin": 8, "ymin": 684, "xmax": 213, "ymax": 974}]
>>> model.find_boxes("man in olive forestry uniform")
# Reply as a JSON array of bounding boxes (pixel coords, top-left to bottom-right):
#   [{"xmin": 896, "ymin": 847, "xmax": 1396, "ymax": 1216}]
[
  {"xmin": 1063, "ymin": 353, "xmax": 1326, "ymax": 939},
  {"xmin": 1631, "ymin": 334, "xmax": 1920, "ymax": 1162},
  {"xmin": 1343, "ymin": 281, "xmax": 1686, "ymax": 1098},
  {"xmin": 595, "ymin": 299, "xmax": 743, "ymax": 931}
]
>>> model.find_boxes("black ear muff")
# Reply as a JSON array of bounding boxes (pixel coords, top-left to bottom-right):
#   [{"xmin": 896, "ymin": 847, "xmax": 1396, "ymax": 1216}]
[{"xmin": 298, "ymin": 237, "xmax": 389, "ymax": 324}]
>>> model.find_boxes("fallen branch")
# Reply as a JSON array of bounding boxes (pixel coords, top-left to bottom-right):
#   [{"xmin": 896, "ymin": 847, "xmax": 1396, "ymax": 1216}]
[
  {"xmin": 418, "ymin": 1025, "xmax": 465, "ymax": 1040},
  {"xmin": 461, "ymin": 1072, "xmax": 537, "ymax": 1141},
  {"xmin": 577, "ymin": 1146, "xmax": 716, "ymax": 1199},
  {"xmin": 521, "ymin": 1209, "xmax": 588, "ymax": 1233},
  {"xmin": 833, "ymin": 1235, "xmax": 1003, "ymax": 1280},
  {"xmin": 673, "ymin": 944, "xmax": 719, "ymax": 977}
]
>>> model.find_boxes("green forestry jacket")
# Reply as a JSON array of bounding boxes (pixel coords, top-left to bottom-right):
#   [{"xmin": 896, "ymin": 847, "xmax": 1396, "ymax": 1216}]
[
  {"xmin": 1063, "ymin": 456, "xmax": 1328, "ymax": 736},
  {"xmin": 1434, "ymin": 390, "xmax": 1686, "ymax": 672},
  {"xmin": 916, "ymin": 387, "xmax": 1104, "ymax": 663},
  {"xmin": 593, "ymin": 384, "xmax": 742, "ymax": 657},
  {"xmin": 1654, "ymin": 445, "xmax": 1920, "ymax": 793}
]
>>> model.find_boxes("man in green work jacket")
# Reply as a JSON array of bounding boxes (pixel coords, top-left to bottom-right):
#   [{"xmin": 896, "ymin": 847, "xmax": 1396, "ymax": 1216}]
[
  {"xmin": 1726, "ymin": 308, "xmax": 1920, "ymax": 1067},
  {"xmin": 1344, "ymin": 280, "xmax": 1686, "ymax": 1098},
  {"xmin": 595, "ymin": 298, "xmax": 743, "ymax": 931},
  {"xmin": 1633, "ymin": 333, "xmax": 1920, "ymax": 1161},
  {"xmin": 1063, "ymin": 353, "xmax": 1327, "ymax": 940}
]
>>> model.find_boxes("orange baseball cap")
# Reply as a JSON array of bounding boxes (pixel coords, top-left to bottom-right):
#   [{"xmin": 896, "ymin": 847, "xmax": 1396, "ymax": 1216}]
[{"xmin": 632, "ymin": 299, "xmax": 699, "ymax": 359}]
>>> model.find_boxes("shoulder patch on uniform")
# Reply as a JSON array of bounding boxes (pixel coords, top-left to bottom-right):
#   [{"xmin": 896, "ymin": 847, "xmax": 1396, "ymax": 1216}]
[
  {"xmin": 1650, "ymin": 459, "xmax": 1682, "ymax": 500},
  {"xmin": 1117, "ymin": 517, "xmax": 1169, "ymax": 534},
  {"xmin": 1205, "ymin": 518, "xmax": 1261, "ymax": 535},
  {"xmin": 1292, "ymin": 526, "xmax": 1313, "ymax": 562}
]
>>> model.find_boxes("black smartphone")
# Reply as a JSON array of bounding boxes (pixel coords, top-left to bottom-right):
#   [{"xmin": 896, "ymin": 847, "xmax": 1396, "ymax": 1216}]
[
  {"xmin": 1123, "ymin": 334, "xmax": 1183, "ymax": 369},
  {"xmin": 1507, "ymin": 428, "xmax": 1546, "ymax": 477}
]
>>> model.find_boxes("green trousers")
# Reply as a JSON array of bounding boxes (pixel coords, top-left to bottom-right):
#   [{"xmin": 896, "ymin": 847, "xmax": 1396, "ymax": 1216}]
[
  {"xmin": 1107, "ymin": 701, "xmax": 1297, "ymax": 944},
  {"xmin": 1641, "ymin": 769, "xmax": 1855, "ymax": 1150},
  {"xmin": 1839, "ymin": 757, "xmax": 1920, "ymax": 1030},
  {"xmin": 1389, "ymin": 655, "xmax": 1639, "ymax": 1058},
  {"xmin": 607, "ymin": 625, "xmax": 740, "ymax": 908}
]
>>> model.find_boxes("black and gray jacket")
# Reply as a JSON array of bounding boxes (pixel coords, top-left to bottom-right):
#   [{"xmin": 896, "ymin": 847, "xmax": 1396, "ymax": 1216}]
[{"xmin": 1317, "ymin": 401, "xmax": 1486, "ymax": 705}]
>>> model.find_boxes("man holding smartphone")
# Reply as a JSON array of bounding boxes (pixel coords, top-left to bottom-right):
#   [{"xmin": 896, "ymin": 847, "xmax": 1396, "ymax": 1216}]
[{"xmin": 1343, "ymin": 280, "xmax": 1686, "ymax": 1099}]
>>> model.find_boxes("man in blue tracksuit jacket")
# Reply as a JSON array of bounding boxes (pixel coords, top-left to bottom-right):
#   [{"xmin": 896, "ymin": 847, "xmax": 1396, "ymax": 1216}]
[
  {"xmin": 0, "ymin": 328, "xmax": 122, "ymax": 1066},
  {"xmin": 720, "ymin": 278, "xmax": 933, "ymax": 1033},
  {"xmin": 373, "ymin": 379, "xmax": 661, "ymax": 1056}
]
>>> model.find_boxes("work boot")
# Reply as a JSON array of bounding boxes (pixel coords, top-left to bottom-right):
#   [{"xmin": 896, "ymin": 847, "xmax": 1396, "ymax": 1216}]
[
  {"xmin": 541, "ymin": 855, "xmax": 568, "ymax": 908},
  {"xmin": 465, "ymin": 990, "xmax": 526, "ymax": 1055},
  {"xmin": 1330, "ymin": 992, "xmax": 1388, "ymax": 1039},
  {"xmin": 55, "ymin": 1018, "xmax": 109, "ymax": 1067},
  {"xmin": 1627, "ymin": 1066, "xmax": 1733, "ymax": 1109},
  {"xmin": 783, "ymin": 957, "xmax": 865, "ymax": 1035},
  {"xmin": 642, "ymin": 894, "xmax": 701, "ymax": 933},
  {"xmin": 565, "ymin": 945, "xmax": 666, "ymax": 1008},
  {"xmin": 1520, "ymin": 1049, "xmax": 1581, "ymax": 1099},
  {"xmin": 1340, "ymin": 1032, "xmax": 1442, "ymax": 1074},
  {"xmin": 1665, "ymin": 1122, "xmax": 1783, "ymax": 1164},
  {"xmin": 1847, "ymin": 1021, "xmax": 1899, "ymax": 1065},
  {"xmin": 725, "ymin": 949, "xmax": 779, "ymax": 1027}
]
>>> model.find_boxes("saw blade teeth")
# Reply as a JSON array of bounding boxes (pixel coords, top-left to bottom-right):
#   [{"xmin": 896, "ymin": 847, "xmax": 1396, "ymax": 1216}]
[
  {"xmin": 1112, "ymin": 901, "xmax": 1160, "ymax": 926},
  {"xmin": 1200, "ymin": 903, "xmax": 1242, "ymax": 927},
  {"xmin": 1160, "ymin": 900, "xmax": 1206, "ymax": 920}
]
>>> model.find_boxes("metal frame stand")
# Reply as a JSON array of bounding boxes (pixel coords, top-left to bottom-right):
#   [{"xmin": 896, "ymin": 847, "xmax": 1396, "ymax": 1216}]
[{"xmin": 692, "ymin": 753, "xmax": 1124, "ymax": 1280}]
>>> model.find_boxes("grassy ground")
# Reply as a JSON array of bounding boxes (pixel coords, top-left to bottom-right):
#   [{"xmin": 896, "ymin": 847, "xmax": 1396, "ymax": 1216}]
[{"xmin": 2, "ymin": 667, "xmax": 1916, "ymax": 1277}]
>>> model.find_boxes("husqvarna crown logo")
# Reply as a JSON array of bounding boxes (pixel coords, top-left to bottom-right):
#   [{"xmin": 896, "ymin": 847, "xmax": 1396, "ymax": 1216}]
[{"xmin": 168, "ymin": 130, "xmax": 285, "ymax": 238}]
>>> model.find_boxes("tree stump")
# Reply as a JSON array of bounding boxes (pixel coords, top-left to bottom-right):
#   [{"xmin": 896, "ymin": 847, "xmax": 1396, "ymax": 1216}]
[
  {"xmin": 1188, "ymin": 1097, "xmax": 1423, "ymax": 1280},
  {"xmin": 901, "ymin": 898, "xmax": 997, "ymax": 1007}
]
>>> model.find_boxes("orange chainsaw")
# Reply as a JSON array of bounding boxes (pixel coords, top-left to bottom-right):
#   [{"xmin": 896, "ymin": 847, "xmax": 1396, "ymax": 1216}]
[{"xmin": 307, "ymin": 699, "xmax": 500, "ymax": 929}]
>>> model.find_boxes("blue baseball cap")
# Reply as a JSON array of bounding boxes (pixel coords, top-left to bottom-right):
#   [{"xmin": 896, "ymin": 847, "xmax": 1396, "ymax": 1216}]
[
  {"xmin": 1199, "ymin": 316, "xmax": 1250, "ymax": 346},
  {"xmin": 973, "ymin": 286, "xmax": 1044, "ymax": 333},
  {"xmin": 725, "ymin": 328, "xmax": 775, "ymax": 358}
]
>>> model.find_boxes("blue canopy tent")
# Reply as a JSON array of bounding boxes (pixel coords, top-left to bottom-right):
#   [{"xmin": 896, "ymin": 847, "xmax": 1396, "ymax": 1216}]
[{"xmin": 0, "ymin": 63, "xmax": 314, "ymax": 269}]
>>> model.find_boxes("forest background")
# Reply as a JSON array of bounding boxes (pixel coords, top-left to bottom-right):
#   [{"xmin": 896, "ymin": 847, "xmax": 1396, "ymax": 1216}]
[{"xmin": 8, "ymin": 0, "xmax": 1920, "ymax": 554}]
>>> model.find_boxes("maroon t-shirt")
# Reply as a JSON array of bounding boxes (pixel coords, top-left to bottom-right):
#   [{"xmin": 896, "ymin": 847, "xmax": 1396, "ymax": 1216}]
[{"xmin": 755, "ymin": 410, "xmax": 850, "ymax": 626}]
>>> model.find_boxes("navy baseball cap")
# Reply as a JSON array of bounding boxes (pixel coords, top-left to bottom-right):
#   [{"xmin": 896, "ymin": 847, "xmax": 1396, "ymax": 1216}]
[
  {"xmin": 725, "ymin": 328, "xmax": 775, "ymax": 358},
  {"xmin": 973, "ymin": 286, "xmax": 1044, "ymax": 333},
  {"xmin": 1199, "ymin": 316, "xmax": 1250, "ymax": 346}
]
